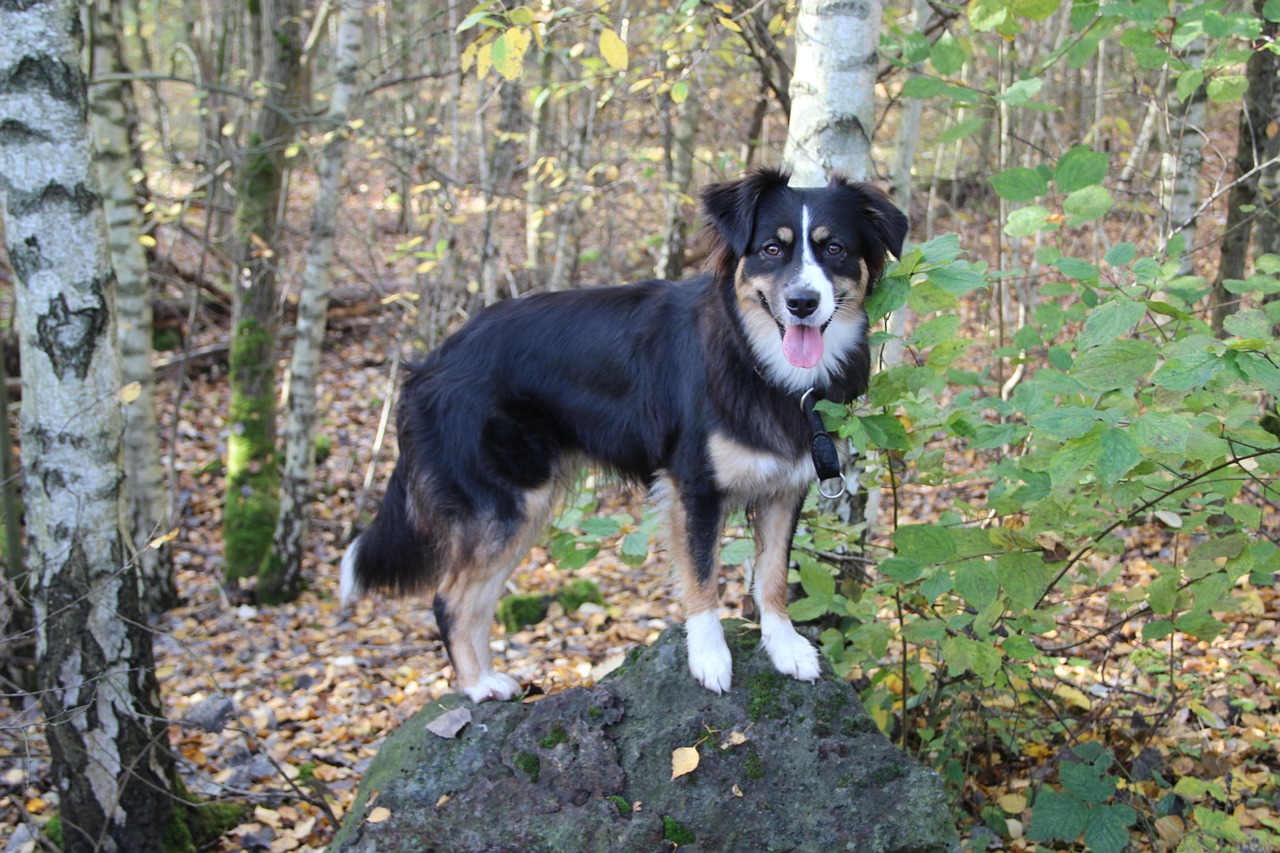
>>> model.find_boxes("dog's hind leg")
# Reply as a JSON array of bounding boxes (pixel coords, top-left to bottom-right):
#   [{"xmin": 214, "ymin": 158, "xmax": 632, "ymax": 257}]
[
  {"xmin": 659, "ymin": 475, "xmax": 732, "ymax": 692},
  {"xmin": 751, "ymin": 490, "xmax": 821, "ymax": 682},
  {"xmin": 435, "ymin": 484, "xmax": 558, "ymax": 702}
]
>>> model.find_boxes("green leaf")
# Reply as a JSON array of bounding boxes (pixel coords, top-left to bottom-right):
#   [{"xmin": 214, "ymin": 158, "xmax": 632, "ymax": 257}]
[
  {"xmin": 991, "ymin": 166, "xmax": 1049, "ymax": 202},
  {"xmin": 954, "ymin": 560, "xmax": 1000, "ymax": 608},
  {"xmin": 1105, "ymin": 242, "xmax": 1136, "ymax": 266},
  {"xmin": 1131, "ymin": 413, "xmax": 1189, "ymax": 454},
  {"xmin": 879, "ymin": 556, "xmax": 924, "ymax": 584},
  {"xmin": 1004, "ymin": 204, "xmax": 1053, "ymax": 237},
  {"xmin": 1012, "ymin": 0, "xmax": 1061, "ymax": 21},
  {"xmin": 799, "ymin": 561, "xmax": 836, "ymax": 600},
  {"xmin": 1061, "ymin": 761, "xmax": 1117, "ymax": 803},
  {"xmin": 895, "ymin": 524, "xmax": 958, "ymax": 563},
  {"xmin": 720, "ymin": 537, "xmax": 753, "ymax": 566},
  {"xmin": 1028, "ymin": 790, "xmax": 1088, "ymax": 843},
  {"xmin": 998, "ymin": 77, "xmax": 1044, "ymax": 106},
  {"xmin": 968, "ymin": 0, "xmax": 1011, "ymax": 32},
  {"xmin": 1147, "ymin": 574, "xmax": 1179, "ymax": 615},
  {"xmin": 1152, "ymin": 349, "xmax": 1222, "ymax": 391},
  {"xmin": 1175, "ymin": 68, "xmax": 1204, "ymax": 102},
  {"xmin": 941, "ymin": 635, "xmax": 1001, "ymax": 681},
  {"xmin": 1063, "ymin": 184, "xmax": 1113, "ymax": 226},
  {"xmin": 1080, "ymin": 300, "xmax": 1145, "ymax": 349},
  {"xmin": 997, "ymin": 551, "xmax": 1051, "ymax": 609},
  {"xmin": 937, "ymin": 117, "xmax": 987, "ymax": 144},
  {"xmin": 1055, "ymin": 145, "xmax": 1109, "ymax": 192},
  {"xmin": 788, "ymin": 595, "xmax": 830, "ymax": 622},
  {"xmin": 1084, "ymin": 804, "xmax": 1136, "ymax": 853},
  {"xmin": 1053, "ymin": 256, "xmax": 1100, "ymax": 281},
  {"xmin": 1072, "ymin": 340, "xmax": 1157, "ymax": 390},
  {"xmin": 861, "ymin": 413, "xmax": 910, "ymax": 451},
  {"xmin": 930, "ymin": 31, "xmax": 967, "ymax": 76},
  {"xmin": 908, "ymin": 314, "xmax": 961, "ymax": 348},
  {"xmin": 864, "ymin": 274, "xmax": 910, "ymax": 319},
  {"xmin": 1097, "ymin": 426, "xmax": 1139, "ymax": 485},
  {"xmin": 1207, "ymin": 75, "xmax": 1248, "ymax": 103},
  {"xmin": 620, "ymin": 531, "xmax": 650, "ymax": 566}
]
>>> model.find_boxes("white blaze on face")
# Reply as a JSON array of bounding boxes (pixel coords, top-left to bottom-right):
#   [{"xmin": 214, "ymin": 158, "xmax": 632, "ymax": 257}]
[{"xmin": 780, "ymin": 205, "xmax": 836, "ymax": 369}]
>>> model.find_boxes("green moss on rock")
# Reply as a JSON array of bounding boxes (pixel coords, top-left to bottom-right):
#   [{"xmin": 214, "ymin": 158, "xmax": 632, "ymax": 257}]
[{"xmin": 498, "ymin": 594, "xmax": 549, "ymax": 633}]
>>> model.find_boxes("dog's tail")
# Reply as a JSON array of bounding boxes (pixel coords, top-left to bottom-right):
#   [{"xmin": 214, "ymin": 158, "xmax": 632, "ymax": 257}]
[{"xmin": 340, "ymin": 465, "xmax": 442, "ymax": 605}]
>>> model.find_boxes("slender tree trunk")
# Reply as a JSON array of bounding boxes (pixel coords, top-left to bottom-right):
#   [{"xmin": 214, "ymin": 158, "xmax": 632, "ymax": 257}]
[
  {"xmin": 1160, "ymin": 39, "xmax": 1207, "ymax": 274},
  {"xmin": 655, "ymin": 88, "xmax": 699, "ymax": 280},
  {"xmin": 224, "ymin": 0, "xmax": 305, "ymax": 589},
  {"xmin": 525, "ymin": 42, "xmax": 553, "ymax": 280},
  {"xmin": 0, "ymin": 2, "xmax": 176, "ymax": 849},
  {"xmin": 783, "ymin": 0, "xmax": 883, "ymax": 184},
  {"xmin": 261, "ymin": 0, "xmax": 366, "ymax": 603},
  {"xmin": 87, "ymin": 0, "xmax": 178, "ymax": 613},
  {"xmin": 1211, "ymin": 4, "xmax": 1278, "ymax": 333},
  {"xmin": 782, "ymin": 0, "xmax": 886, "ymax": 529}
]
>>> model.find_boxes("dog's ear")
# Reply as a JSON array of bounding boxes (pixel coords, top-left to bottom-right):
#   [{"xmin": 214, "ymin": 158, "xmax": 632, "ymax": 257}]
[
  {"xmin": 700, "ymin": 166, "xmax": 792, "ymax": 266},
  {"xmin": 830, "ymin": 177, "xmax": 909, "ymax": 284}
]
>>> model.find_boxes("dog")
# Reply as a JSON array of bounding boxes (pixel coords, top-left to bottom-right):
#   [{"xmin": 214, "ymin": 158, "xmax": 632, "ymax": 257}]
[{"xmin": 340, "ymin": 166, "xmax": 908, "ymax": 702}]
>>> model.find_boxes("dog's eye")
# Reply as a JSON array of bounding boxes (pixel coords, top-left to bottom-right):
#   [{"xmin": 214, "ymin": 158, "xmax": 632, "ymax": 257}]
[
  {"xmin": 825, "ymin": 242, "xmax": 845, "ymax": 256},
  {"xmin": 762, "ymin": 242, "xmax": 782, "ymax": 257}
]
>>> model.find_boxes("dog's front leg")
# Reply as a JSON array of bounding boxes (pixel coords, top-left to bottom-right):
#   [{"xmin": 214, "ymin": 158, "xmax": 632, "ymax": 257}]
[
  {"xmin": 752, "ymin": 491, "xmax": 822, "ymax": 682},
  {"xmin": 663, "ymin": 478, "xmax": 732, "ymax": 692}
]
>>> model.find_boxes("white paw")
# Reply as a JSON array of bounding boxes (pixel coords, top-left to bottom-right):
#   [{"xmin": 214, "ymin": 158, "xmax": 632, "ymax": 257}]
[
  {"xmin": 462, "ymin": 672, "xmax": 522, "ymax": 703},
  {"xmin": 686, "ymin": 611, "xmax": 732, "ymax": 693},
  {"xmin": 761, "ymin": 613, "xmax": 821, "ymax": 682}
]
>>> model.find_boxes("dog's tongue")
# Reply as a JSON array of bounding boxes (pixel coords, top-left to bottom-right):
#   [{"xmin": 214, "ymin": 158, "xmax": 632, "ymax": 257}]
[{"xmin": 782, "ymin": 325, "xmax": 824, "ymax": 368}]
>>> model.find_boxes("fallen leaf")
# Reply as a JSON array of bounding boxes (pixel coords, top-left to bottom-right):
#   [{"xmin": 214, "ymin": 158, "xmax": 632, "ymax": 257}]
[
  {"xmin": 425, "ymin": 706, "xmax": 472, "ymax": 739},
  {"xmin": 366, "ymin": 806, "xmax": 391, "ymax": 824},
  {"xmin": 671, "ymin": 746, "xmax": 699, "ymax": 780},
  {"xmin": 721, "ymin": 730, "xmax": 748, "ymax": 748}
]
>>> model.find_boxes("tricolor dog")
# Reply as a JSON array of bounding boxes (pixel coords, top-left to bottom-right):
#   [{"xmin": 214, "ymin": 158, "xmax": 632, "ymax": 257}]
[{"xmin": 341, "ymin": 167, "xmax": 908, "ymax": 701}]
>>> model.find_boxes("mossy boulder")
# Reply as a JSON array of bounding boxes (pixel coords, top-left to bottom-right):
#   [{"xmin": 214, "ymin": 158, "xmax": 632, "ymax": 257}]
[{"xmin": 328, "ymin": 620, "xmax": 958, "ymax": 853}]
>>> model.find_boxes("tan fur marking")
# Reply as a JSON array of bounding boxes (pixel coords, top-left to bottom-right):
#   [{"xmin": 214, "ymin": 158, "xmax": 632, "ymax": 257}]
[
  {"xmin": 775, "ymin": 226, "xmax": 794, "ymax": 244},
  {"xmin": 654, "ymin": 474, "xmax": 721, "ymax": 616},
  {"xmin": 811, "ymin": 225, "xmax": 832, "ymax": 244},
  {"xmin": 752, "ymin": 495, "xmax": 801, "ymax": 619},
  {"xmin": 708, "ymin": 433, "xmax": 813, "ymax": 497}
]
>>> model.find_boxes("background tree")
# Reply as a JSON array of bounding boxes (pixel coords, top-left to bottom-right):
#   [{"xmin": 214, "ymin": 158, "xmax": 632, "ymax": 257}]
[
  {"xmin": 223, "ymin": 0, "xmax": 307, "ymax": 591},
  {"xmin": 262, "ymin": 0, "xmax": 367, "ymax": 603},
  {"xmin": 0, "ymin": 1, "xmax": 177, "ymax": 848},
  {"xmin": 87, "ymin": 0, "xmax": 178, "ymax": 614}
]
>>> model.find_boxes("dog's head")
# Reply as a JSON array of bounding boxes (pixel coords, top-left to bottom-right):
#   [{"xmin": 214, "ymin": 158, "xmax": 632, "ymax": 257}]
[{"xmin": 701, "ymin": 166, "xmax": 908, "ymax": 400}]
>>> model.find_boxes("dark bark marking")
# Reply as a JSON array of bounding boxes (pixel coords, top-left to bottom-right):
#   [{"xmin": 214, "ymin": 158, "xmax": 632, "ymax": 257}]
[
  {"xmin": 6, "ymin": 180, "xmax": 100, "ymax": 218},
  {"xmin": 0, "ymin": 55, "xmax": 84, "ymax": 109},
  {"xmin": 35, "ymin": 286, "xmax": 110, "ymax": 381}
]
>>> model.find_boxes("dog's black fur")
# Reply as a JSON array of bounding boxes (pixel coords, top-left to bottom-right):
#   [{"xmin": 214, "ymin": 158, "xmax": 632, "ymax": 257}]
[{"xmin": 342, "ymin": 167, "xmax": 908, "ymax": 701}]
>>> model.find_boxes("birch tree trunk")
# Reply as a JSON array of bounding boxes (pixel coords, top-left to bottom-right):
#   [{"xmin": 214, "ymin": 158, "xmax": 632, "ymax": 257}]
[
  {"xmin": 783, "ymin": 0, "xmax": 883, "ymax": 185},
  {"xmin": 87, "ymin": 0, "xmax": 177, "ymax": 614},
  {"xmin": 782, "ymin": 0, "xmax": 887, "ymax": 530},
  {"xmin": 0, "ymin": 2, "xmax": 176, "ymax": 848},
  {"xmin": 261, "ymin": 0, "xmax": 366, "ymax": 603},
  {"xmin": 1159, "ymin": 38, "xmax": 1207, "ymax": 275},
  {"xmin": 224, "ymin": 0, "xmax": 305, "ymax": 588}
]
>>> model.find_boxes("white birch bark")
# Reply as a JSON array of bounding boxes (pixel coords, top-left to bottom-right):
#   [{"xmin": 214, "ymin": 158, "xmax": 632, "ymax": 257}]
[
  {"xmin": 86, "ymin": 0, "xmax": 176, "ymax": 613},
  {"xmin": 783, "ymin": 0, "xmax": 885, "ymax": 186},
  {"xmin": 782, "ymin": 0, "xmax": 887, "ymax": 529},
  {"xmin": 264, "ymin": 0, "xmax": 366, "ymax": 601},
  {"xmin": 0, "ymin": 1, "xmax": 174, "ymax": 848},
  {"xmin": 1160, "ymin": 38, "xmax": 1207, "ymax": 274}
]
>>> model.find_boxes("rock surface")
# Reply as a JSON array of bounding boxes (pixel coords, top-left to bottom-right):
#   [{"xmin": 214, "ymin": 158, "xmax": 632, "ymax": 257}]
[{"xmin": 328, "ymin": 620, "xmax": 958, "ymax": 852}]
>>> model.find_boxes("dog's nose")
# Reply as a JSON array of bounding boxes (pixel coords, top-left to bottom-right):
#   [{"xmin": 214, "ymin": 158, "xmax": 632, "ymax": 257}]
[{"xmin": 786, "ymin": 290, "xmax": 820, "ymax": 319}]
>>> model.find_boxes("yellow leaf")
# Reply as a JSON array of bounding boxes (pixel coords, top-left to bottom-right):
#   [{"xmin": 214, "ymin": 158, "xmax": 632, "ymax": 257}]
[
  {"xmin": 717, "ymin": 15, "xmax": 742, "ymax": 33},
  {"xmin": 671, "ymin": 80, "xmax": 689, "ymax": 104},
  {"xmin": 997, "ymin": 792, "xmax": 1026, "ymax": 814},
  {"xmin": 137, "ymin": 233, "xmax": 157, "ymax": 248},
  {"xmin": 118, "ymin": 381, "xmax": 142, "ymax": 405},
  {"xmin": 493, "ymin": 27, "xmax": 530, "ymax": 81},
  {"xmin": 366, "ymin": 806, "xmax": 392, "ymax": 824},
  {"xmin": 148, "ymin": 528, "xmax": 179, "ymax": 550},
  {"xmin": 476, "ymin": 42, "xmax": 493, "ymax": 79},
  {"xmin": 671, "ymin": 746, "xmax": 699, "ymax": 780},
  {"xmin": 599, "ymin": 28, "xmax": 628, "ymax": 71},
  {"xmin": 461, "ymin": 40, "xmax": 477, "ymax": 73}
]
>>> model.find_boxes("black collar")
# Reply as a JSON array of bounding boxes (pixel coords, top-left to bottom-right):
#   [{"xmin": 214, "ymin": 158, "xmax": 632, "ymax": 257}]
[{"xmin": 800, "ymin": 388, "xmax": 842, "ymax": 483}]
